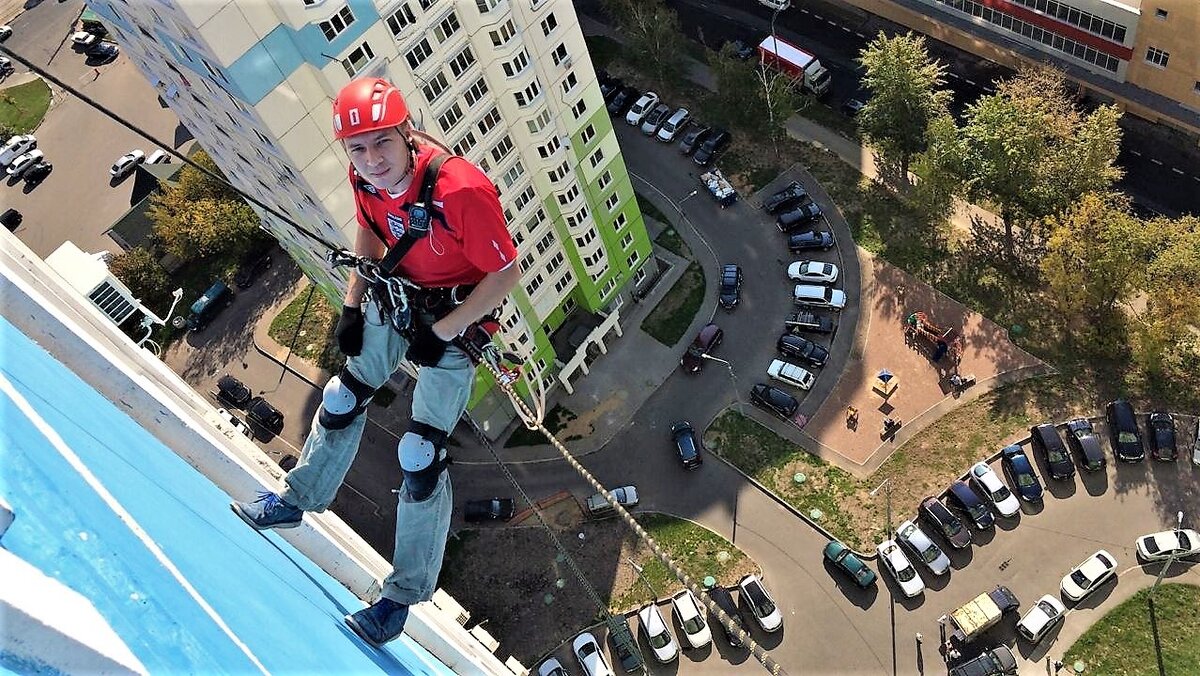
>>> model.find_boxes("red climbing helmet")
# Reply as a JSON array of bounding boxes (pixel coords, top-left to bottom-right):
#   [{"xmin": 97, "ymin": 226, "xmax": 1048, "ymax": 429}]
[{"xmin": 332, "ymin": 77, "xmax": 409, "ymax": 140}]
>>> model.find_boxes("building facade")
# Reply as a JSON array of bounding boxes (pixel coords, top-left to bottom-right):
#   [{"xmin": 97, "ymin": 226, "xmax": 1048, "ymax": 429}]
[{"xmin": 84, "ymin": 0, "xmax": 653, "ymax": 416}]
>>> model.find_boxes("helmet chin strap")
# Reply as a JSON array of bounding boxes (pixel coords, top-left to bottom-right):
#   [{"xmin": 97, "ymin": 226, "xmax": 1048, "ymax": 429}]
[{"xmin": 388, "ymin": 132, "xmax": 418, "ymax": 193}]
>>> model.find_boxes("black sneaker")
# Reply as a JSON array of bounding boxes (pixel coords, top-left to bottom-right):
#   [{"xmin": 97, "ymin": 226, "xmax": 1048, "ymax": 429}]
[
  {"xmin": 345, "ymin": 597, "xmax": 410, "ymax": 648},
  {"xmin": 230, "ymin": 491, "xmax": 302, "ymax": 530}
]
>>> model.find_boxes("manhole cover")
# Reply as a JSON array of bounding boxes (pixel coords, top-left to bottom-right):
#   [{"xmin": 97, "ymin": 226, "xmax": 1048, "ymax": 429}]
[
  {"xmin": 809, "ymin": 508, "xmax": 824, "ymax": 520},
  {"xmin": 794, "ymin": 473, "xmax": 807, "ymax": 484},
  {"xmin": 543, "ymin": 593, "xmax": 554, "ymax": 605},
  {"xmin": 716, "ymin": 551, "xmax": 731, "ymax": 564},
  {"xmin": 555, "ymin": 579, "xmax": 566, "ymax": 589}
]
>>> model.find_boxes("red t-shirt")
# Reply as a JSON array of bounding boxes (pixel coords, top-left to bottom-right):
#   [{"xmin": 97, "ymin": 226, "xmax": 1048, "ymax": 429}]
[{"xmin": 352, "ymin": 145, "xmax": 517, "ymax": 287}]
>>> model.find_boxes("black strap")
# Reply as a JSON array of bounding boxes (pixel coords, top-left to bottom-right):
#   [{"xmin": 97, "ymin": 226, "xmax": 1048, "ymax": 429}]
[{"xmin": 378, "ymin": 153, "xmax": 452, "ymax": 274}]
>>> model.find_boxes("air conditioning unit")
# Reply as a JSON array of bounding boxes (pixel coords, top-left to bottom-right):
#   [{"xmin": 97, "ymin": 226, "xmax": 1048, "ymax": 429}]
[{"xmin": 561, "ymin": 55, "xmax": 572, "ymax": 68}]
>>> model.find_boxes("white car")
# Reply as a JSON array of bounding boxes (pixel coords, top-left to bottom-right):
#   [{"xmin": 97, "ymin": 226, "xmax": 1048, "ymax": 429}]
[
  {"xmin": 146, "ymin": 148, "xmax": 171, "ymax": 164},
  {"xmin": 1016, "ymin": 594, "xmax": 1066, "ymax": 643},
  {"xmin": 1060, "ymin": 549, "xmax": 1118, "ymax": 602},
  {"xmin": 572, "ymin": 631, "xmax": 614, "ymax": 676},
  {"xmin": 787, "ymin": 260, "xmax": 839, "ymax": 284},
  {"xmin": 876, "ymin": 539, "xmax": 924, "ymax": 598},
  {"xmin": 0, "ymin": 134, "xmax": 36, "ymax": 166},
  {"xmin": 767, "ymin": 359, "xmax": 815, "ymax": 390},
  {"xmin": 656, "ymin": 107, "xmax": 690, "ymax": 143},
  {"xmin": 625, "ymin": 91, "xmax": 659, "ymax": 126},
  {"xmin": 969, "ymin": 461, "xmax": 1021, "ymax": 517},
  {"xmin": 636, "ymin": 602, "xmax": 678, "ymax": 663},
  {"xmin": 537, "ymin": 656, "xmax": 567, "ymax": 676},
  {"xmin": 896, "ymin": 520, "xmax": 950, "ymax": 576},
  {"xmin": 110, "ymin": 149, "xmax": 145, "ymax": 178},
  {"xmin": 217, "ymin": 408, "xmax": 252, "ymax": 438},
  {"xmin": 71, "ymin": 31, "xmax": 98, "ymax": 46},
  {"xmin": 6, "ymin": 149, "xmax": 44, "ymax": 178},
  {"xmin": 0, "ymin": 25, "xmax": 13, "ymax": 41},
  {"xmin": 738, "ymin": 574, "xmax": 783, "ymax": 632},
  {"xmin": 669, "ymin": 589, "xmax": 712, "ymax": 649},
  {"xmin": 1135, "ymin": 528, "xmax": 1200, "ymax": 562}
]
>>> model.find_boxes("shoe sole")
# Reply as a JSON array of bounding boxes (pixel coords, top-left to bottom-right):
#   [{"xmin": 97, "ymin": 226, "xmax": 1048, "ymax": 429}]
[
  {"xmin": 229, "ymin": 501, "xmax": 301, "ymax": 531},
  {"xmin": 344, "ymin": 614, "xmax": 385, "ymax": 649}
]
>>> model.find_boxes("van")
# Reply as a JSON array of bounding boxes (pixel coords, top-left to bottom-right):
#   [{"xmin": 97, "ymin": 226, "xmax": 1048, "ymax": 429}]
[
  {"xmin": 793, "ymin": 284, "xmax": 846, "ymax": 311},
  {"xmin": 146, "ymin": 148, "xmax": 171, "ymax": 164},
  {"xmin": 185, "ymin": 280, "xmax": 234, "ymax": 331}
]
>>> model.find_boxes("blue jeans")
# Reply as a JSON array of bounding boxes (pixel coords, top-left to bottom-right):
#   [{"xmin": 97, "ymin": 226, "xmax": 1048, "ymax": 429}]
[{"xmin": 280, "ymin": 300, "xmax": 472, "ymax": 606}]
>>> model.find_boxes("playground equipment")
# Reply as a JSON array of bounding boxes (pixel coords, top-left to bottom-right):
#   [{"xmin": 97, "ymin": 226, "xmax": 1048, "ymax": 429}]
[{"xmin": 904, "ymin": 311, "xmax": 963, "ymax": 363}]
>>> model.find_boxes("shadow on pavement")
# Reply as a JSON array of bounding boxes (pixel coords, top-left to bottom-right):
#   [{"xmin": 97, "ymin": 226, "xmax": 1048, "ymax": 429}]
[
  {"xmin": 994, "ymin": 512, "xmax": 1022, "ymax": 531},
  {"xmin": 1079, "ymin": 467, "xmax": 1109, "ymax": 497},
  {"xmin": 946, "ymin": 544, "xmax": 974, "ymax": 570}
]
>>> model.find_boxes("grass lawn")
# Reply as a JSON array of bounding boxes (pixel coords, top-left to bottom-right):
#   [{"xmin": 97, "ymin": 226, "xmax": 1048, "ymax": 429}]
[
  {"xmin": 635, "ymin": 190, "xmax": 672, "ymax": 228},
  {"xmin": 1065, "ymin": 584, "xmax": 1200, "ymax": 675},
  {"xmin": 653, "ymin": 225, "xmax": 690, "ymax": 259},
  {"xmin": 641, "ymin": 262, "xmax": 705, "ymax": 347},
  {"xmin": 267, "ymin": 283, "xmax": 342, "ymax": 374},
  {"xmin": 0, "ymin": 79, "xmax": 51, "ymax": 134}
]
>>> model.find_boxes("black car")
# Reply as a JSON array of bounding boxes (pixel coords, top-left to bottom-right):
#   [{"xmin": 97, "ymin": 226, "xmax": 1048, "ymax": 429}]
[
  {"xmin": 1000, "ymin": 443, "xmax": 1043, "ymax": 502},
  {"xmin": 463, "ymin": 498, "xmax": 515, "ymax": 522},
  {"xmin": 86, "ymin": 42, "xmax": 119, "ymax": 63},
  {"xmin": 1106, "ymin": 399, "xmax": 1144, "ymax": 462},
  {"xmin": 1065, "ymin": 418, "xmax": 1106, "ymax": 471},
  {"xmin": 213, "ymin": 374, "xmax": 252, "ymax": 407},
  {"xmin": 706, "ymin": 585, "xmax": 748, "ymax": 648},
  {"xmin": 1147, "ymin": 411, "xmax": 1177, "ymax": 461},
  {"xmin": 841, "ymin": 98, "xmax": 867, "ymax": 117},
  {"xmin": 23, "ymin": 161, "xmax": 52, "ymax": 184},
  {"xmin": 1, "ymin": 208, "xmax": 22, "ymax": 232},
  {"xmin": 785, "ymin": 310, "xmax": 835, "ymax": 334},
  {"xmin": 1029, "ymin": 423, "xmax": 1075, "ymax": 480},
  {"xmin": 948, "ymin": 645, "xmax": 1017, "ymax": 676},
  {"xmin": 776, "ymin": 202, "xmax": 823, "ymax": 232},
  {"xmin": 606, "ymin": 86, "xmax": 638, "ymax": 117},
  {"xmin": 246, "ymin": 396, "xmax": 284, "ymax": 436},
  {"xmin": 599, "ymin": 78, "xmax": 623, "ymax": 103},
  {"xmin": 776, "ymin": 333, "xmax": 828, "ymax": 368},
  {"xmin": 920, "ymin": 496, "xmax": 972, "ymax": 548},
  {"xmin": 678, "ymin": 125, "xmax": 711, "ymax": 155},
  {"xmin": 670, "ymin": 420, "xmax": 703, "ymax": 469},
  {"xmin": 234, "ymin": 251, "xmax": 272, "ymax": 289},
  {"xmin": 763, "ymin": 181, "xmax": 810, "ymax": 214},
  {"xmin": 750, "ymin": 383, "xmax": 798, "ymax": 418},
  {"xmin": 693, "ymin": 128, "xmax": 730, "ymax": 166},
  {"xmin": 721, "ymin": 39, "xmax": 756, "ymax": 61},
  {"xmin": 85, "ymin": 23, "xmax": 109, "ymax": 38},
  {"xmin": 680, "ymin": 322, "xmax": 723, "ymax": 373},
  {"xmin": 787, "ymin": 230, "xmax": 834, "ymax": 252},
  {"xmin": 606, "ymin": 615, "xmax": 644, "ymax": 673},
  {"xmin": 946, "ymin": 480, "xmax": 994, "ymax": 530},
  {"xmin": 719, "ymin": 264, "xmax": 743, "ymax": 310}
]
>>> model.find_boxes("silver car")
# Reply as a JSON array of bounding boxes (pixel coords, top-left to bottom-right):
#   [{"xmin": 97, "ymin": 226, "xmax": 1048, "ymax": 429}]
[{"xmin": 896, "ymin": 520, "xmax": 950, "ymax": 576}]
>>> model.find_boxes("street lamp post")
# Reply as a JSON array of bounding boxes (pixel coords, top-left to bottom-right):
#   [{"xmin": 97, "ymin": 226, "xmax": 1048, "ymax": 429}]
[
  {"xmin": 1149, "ymin": 511, "xmax": 1185, "ymax": 600},
  {"xmin": 626, "ymin": 558, "xmax": 658, "ymax": 602},
  {"xmin": 700, "ymin": 352, "xmax": 743, "ymax": 413},
  {"xmin": 136, "ymin": 287, "xmax": 184, "ymax": 355},
  {"xmin": 870, "ymin": 477, "xmax": 893, "ymax": 538}
]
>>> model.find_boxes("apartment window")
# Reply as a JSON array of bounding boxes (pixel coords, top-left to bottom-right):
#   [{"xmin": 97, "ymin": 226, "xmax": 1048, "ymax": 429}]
[
  {"xmin": 527, "ymin": 108, "xmax": 552, "ymax": 134},
  {"xmin": 303, "ymin": 0, "xmax": 322, "ymax": 5},
  {"xmin": 514, "ymin": 185, "xmax": 536, "ymax": 211},
  {"xmin": 502, "ymin": 50, "xmax": 530, "ymax": 78},
  {"xmin": 387, "ymin": 3, "xmax": 417, "ymax": 37},
  {"xmin": 557, "ymin": 184, "xmax": 579, "ymax": 205},
  {"xmin": 489, "ymin": 19, "xmax": 516, "ymax": 47},
  {"xmin": 534, "ymin": 232, "xmax": 554, "ymax": 255},
  {"xmin": 525, "ymin": 273, "xmax": 545, "ymax": 296},
  {"xmin": 341, "ymin": 41, "xmax": 375, "ymax": 77},
  {"xmin": 597, "ymin": 170, "xmax": 612, "ymax": 191},
  {"xmin": 613, "ymin": 212, "xmax": 627, "ymax": 230},
  {"xmin": 478, "ymin": 156, "xmax": 491, "ymax": 173},
  {"xmin": 581, "ymin": 124, "xmax": 596, "ymax": 145},
  {"xmin": 448, "ymin": 46, "xmax": 476, "ymax": 79},
  {"xmin": 554, "ymin": 274, "xmax": 572, "ymax": 294},
  {"xmin": 1155, "ymin": 8, "xmax": 1167, "ymax": 19},
  {"xmin": 405, "ymin": 38, "xmax": 433, "ymax": 70},
  {"xmin": 1194, "ymin": 81, "xmax": 1200, "ymax": 94},
  {"xmin": 491, "ymin": 136, "xmax": 515, "ymax": 164},
  {"xmin": 437, "ymin": 102, "xmax": 465, "ymax": 133},
  {"xmin": 621, "ymin": 232, "xmax": 635, "ymax": 249},
  {"xmin": 319, "ymin": 5, "xmax": 355, "ymax": 41},
  {"xmin": 201, "ymin": 58, "xmax": 227, "ymax": 83},
  {"xmin": 519, "ymin": 253, "xmax": 535, "ymax": 273},
  {"xmin": 588, "ymin": 147, "xmax": 605, "ymax": 169},
  {"xmin": 515, "ymin": 79, "xmax": 542, "ymax": 107},
  {"xmin": 463, "ymin": 77, "xmax": 489, "ymax": 107},
  {"xmin": 551, "ymin": 43, "xmax": 568, "ymax": 66},
  {"xmin": 548, "ymin": 160, "xmax": 570, "ymax": 183},
  {"xmin": 476, "ymin": 0, "xmax": 501, "ymax": 12},
  {"xmin": 571, "ymin": 98, "xmax": 587, "ymax": 119},
  {"xmin": 538, "ymin": 135, "xmax": 561, "ymax": 159},
  {"xmin": 540, "ymin": 13, "xmax": 558, "ymax": 37},
  {"xmin": 561, "ymin": 71, "xmax": 578, "ymax": 95},
  {"xmin": 477, "ymin": 106, "xmax": 502, "ymax": 136},
  {"xmin": 605, "ymin": 193, "xmax": 620, "ymax": 211},
  {"xmin": 546, "ymin": 252, "xmax": 565, "ymax": 275},
  {"xmin": 1146, "ymin": 46, "xmax": 1169, "ymax": 67},
  {"xmin": 627, "ymin": 252, "xmax": 639, "ymax": 269},
  {"xmin": 433, "ymin": 10, "xmax": 460, "ymax": 43},
  {"xmin": 422, "ymin": 70, "xmax": 450, "ymax": 105},
  {"xmin": 453, "ymin": 130, "xmax": 478, "ymax": 156},
  {"xmin": 565, "ymin": 206, "xmax": 589, "ymax": 229},
  {"xmin": 418, "ymin": 0, "xmax": 438, "ymax": 8},
  {"xmin": 575, "ymin": 229, "xmax": 596, "ymax": 248}
]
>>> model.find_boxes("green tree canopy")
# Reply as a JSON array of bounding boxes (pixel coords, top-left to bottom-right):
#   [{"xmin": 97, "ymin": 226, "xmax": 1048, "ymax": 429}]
[
  {"xmin": 108, "ymin": 247, "xmax": 171, "ymax": 310},
  {"xmin": 600, "ymin": 0, "xmax": 686, "ymax": 83},
  {"xmin": 149, "ymin": 150, "xmax": 260, "ymax": 263}
]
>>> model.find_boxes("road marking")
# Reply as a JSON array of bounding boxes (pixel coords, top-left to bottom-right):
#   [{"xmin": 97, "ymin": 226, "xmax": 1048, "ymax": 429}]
[
  {"xmin": 947, "ymin": 72, "xmax": 961, "ymax": 79},
  {"xmin": 1150, "ymin": 158, "xmax": 1164, "ymax": 166},
  {"xmin": 1129, "ymin": 150, "xmax": 1142, "ymax": 157},
  {"xmin": 964, "ymin": 78, "xmax": 978, "ymax": 86},
  {"xmin": 856, "ymin": 32, "xmax": 867, "ymax": 38},
  {"xmin": 827, "ymin": 19, "xmax": 839, "ymax": 27},
  {"xmin": 841, "ymin": 25, "xmax": 852, "ymax": 33},
  {"xmin": 812, "ymin": 12, "xmax": 823, "ymax": 19},
  {"xmin": 1172, "ymin": 167, "xmax": 1184, "ymax": 175},
  {"xmin": 1194, "ymin": 176, "xmax": 1200, "ymax": 183},
  {"xmin": 800, "ymin": 7, "xmax": 810, "ymax": 13}
]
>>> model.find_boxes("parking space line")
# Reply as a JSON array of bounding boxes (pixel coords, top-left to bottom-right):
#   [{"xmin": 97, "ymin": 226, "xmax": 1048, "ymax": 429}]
[
  {"xmin": 856, "ymin": 32, "xmax": 867, "ymax": 38},
  {"xmin": 841, "ymin": 25, "xmax": 852, "ymax": 32},
  {"xmin": 964, "ymin": 78, "xmax": 978, "ymax": 86},
  {"xmin": 1150, "ymin": 158, "xmax": 1164, "ymax": 166},
  {"xmin": 1171, "ymin": 167, "xmax": 1184, "ymax": 175},
  {"xmin": 1129, "ymin": 150, "xmax": 1142, "ymax": 157},
  {"xmin": 827, "ymin": 19, "xmax": 839, "ymax": 27}
]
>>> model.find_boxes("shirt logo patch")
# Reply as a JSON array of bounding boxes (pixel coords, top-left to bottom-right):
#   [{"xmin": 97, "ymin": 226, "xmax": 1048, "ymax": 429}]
[
  {"xmin": 362, "ymin": 183, "xmax": 378, "ymax": 194},
  {"xmin": 387, "ymin": 212, "xmax": 405, "ymax": 239}
]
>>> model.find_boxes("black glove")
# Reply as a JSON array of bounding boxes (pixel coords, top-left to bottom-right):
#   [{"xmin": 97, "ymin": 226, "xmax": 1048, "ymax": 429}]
[
  {"xmin": 406, "ymin": 321, "xmax": 449, "ymax": 368},
  {"xmin": 335, "ymin": 305, "xmax": 365, "ymax": 356}
]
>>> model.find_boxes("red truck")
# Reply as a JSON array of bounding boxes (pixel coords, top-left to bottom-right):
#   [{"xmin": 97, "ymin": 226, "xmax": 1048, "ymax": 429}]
[{"xmin": 757, "ymin": 35, "xmax": 832, "ymax": 98}]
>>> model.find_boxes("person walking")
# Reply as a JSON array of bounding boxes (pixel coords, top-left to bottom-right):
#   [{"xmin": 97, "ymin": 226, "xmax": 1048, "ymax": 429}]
[{"xmin": 231, "ymin": 77, "xmax": 519, "ymax": 648}]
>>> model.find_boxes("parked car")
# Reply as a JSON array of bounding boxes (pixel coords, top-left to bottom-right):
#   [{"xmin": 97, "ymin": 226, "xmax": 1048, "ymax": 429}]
[
  {"xmin": 637, "ymin": 602, "xmax": 678, "ymax": 663},
  {"xmin": 234, "ymin": 251, "xmax": 272, "ymax": 289},
  {"xmin": 584, "ymin": 486, "xmax": 639, "ymax": 516},
  {"xmin": 71, "ymin": 30, "xmax": 97, "ymax": 46},
  {"xmin": 767, "ymin": 359, "xmax": 815, "ymax": 390},
  {"xmin": 1060, "ymin": 549, "xmax": 1117, "ymax": 602},
  {"xmin": 0, "ymin": 25, "xmax": 11, "ymax": 42},
  {"xmin": 723, "ymin": 38, "xmax": 756, "ymax": 60},
  {"xmin": 1, "ymin": 208, "xmax": 22, "ymax": 232},
  {"xmin": 670, "ymin": 590, "xmax": 712, "ymax": 649},
  {"xmin": 824, "ymin": 539, "xmax": 877, "ymax": 588},
  {"xmin": 110, "ymin": 149, "xmax": 145, "ymax": 178},
  {"xmin": 599, "ymin": 78, "xmax": 622, "ymax": 102},
  {"xmin": 776, "ymin": 333, "xmax": 828, "ymax": 368},
  {"xmin": 876, "ymin": 539, "xmax": 924, "ymax": 597},
  {"xmin": 605, "ymin": 615, "xmax": 643, "ymax": 673},
  {"xmin": 841, "ymin": 97, "xmax": 867, "ymax": 117},
  {"xmin": 680, "ymin": 322, "xmax": 723, "ymax": 373},
  {"xmin": 6, "ymin": 149, "xmax": 44, "ymax": 178},
  {"xmin": 718, "ymin": 264, "xmax": 743, "ymax": 310},
  {"xmin": 625, "ymin": 91, "xmax": 659, "ymax": 126},
  {"xmin": 1000, "ymin": 444, "xmax": 1043, "ymax": 502},
  {"xmin": 946, "ymin": 480, "xmax": 995, "ymax": 530},
  {"xmin": 86, "ymin": 42, "xmax": 119, "ymax": 63},
  {"xmin": 670, "ymin": 420, "xmax": 703, "ymax": 469},
  {"xmin": 572, "ymin": 631, "xmax": 614, "ymax": 676},
  {"xmin": 692, "ymin": 128, "xmax": 730, "ymax": 166},
  {"xmin": 1135, "ymin": 528, "xmax": 1200, "ymax": 561},
  {"xmin": 787, "ymin": 230, "xmax": 834, "ymax": 252},
  {"xmin": 537, "ymin": 657, "xmax": 567, "ymax": 676},
  {"xmin": 678, "ymin": 125, "xmax": 711, "ymax": 155},
  {"xmin": 785, "ymin": 310, "xmax": 835, "ymax": 334},
  {"xmin": 750, "ymin": 383, "xmax": 798, "ymax": 418},
  {"xmin": 896, "ymin": 519, "xmax": 950, "ymax": 575},
  {"xmin": 0, "ymin": 56, "xmax": 12, "ymax": 76},
  {"xmin": 245, "ymin": 396, "xmax": 284, "ymax": 436},
  {"xmin": 919, "ymin": 496, "xmax": 972, "ymax": 549},
  {"xmin": 737, "ymin": 574, "xmax": 782, "ymax": 632},
  {"xmin": 1147, "ymin": 412, "xmax": 1177, "ymax": 461},
  {"xmin": 656, "ymin": 107, "xmax": 690, "ymax": 142},
  {"xmin": 217, "ymin": 408, "xmax": 252, "ymax": 438},
  {"xmin": 1016, "ymin": 594, "xmax": 1066, "ymax": 644},
  {"xmin": 776, "ymin": 202, "xmax": 823, "ymax": 233},
  {"xmin": 640, "ymin": 102, "xmax": 672, "ymax": 135},
  {"xmin": 84, "ymin": 23, "xmax": 108, "ymax": 38},
  {"xmin": 787, "ymin": 260, "xmax": 838, "ymax": 284},
  {"xmin": 1106, "ymin": 399, "xmax": 1144, "ymax": 462},
  {"xmin": 606, "ymin": 86, "xmax": 638, "ymax": 117},
  {"xmin": 185, "ymin": 279, "xmax": 234, "ymax": 331},
  {"xmin": 763, "ymin": 181, "xmax": 810, "ymax": 214},
  {"xmin": 146, "ymin": 148, "xmax": 171, "ymax": 164},
  {"xmin": 23, "ymin": 161, "xmax": 52, "ymax": 185},
  {"xmin": 213, "ymin": 374, "xmax": 252, "ymax": 407},
  {"xmin": 0, "ymin": 134, "xmax": 36, "ymax": 166},
  {"xmin": 793, "ymin": 284, "xmax": 846, "ymax": 311},
  {"xmin": 948, "ymin": 645, "xmax": 1017, "ymax": 676},
  {"xmin": 705, "ymin": 586, "xmax": 748, "ymax": 647},
  {"xmin": 1029, "ymin": 423, "xmax": 1075, "ymax": 480},
  {"xmin": 1065, "ymin": 418, "xmax": 1106, "ymax": 471},
  {"xmin": 969, "ymin": 462, "xmax": 1020, "ymax": 517},
  {"xmin": 463, "ymin": 497, "xmax": 515, "ymax": 522}
]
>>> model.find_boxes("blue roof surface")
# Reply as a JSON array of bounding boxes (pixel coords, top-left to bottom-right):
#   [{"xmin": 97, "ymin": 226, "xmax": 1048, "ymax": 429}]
[{"xmin": 0, "ymin": 316, "xmax": 451, "ymax": 675}]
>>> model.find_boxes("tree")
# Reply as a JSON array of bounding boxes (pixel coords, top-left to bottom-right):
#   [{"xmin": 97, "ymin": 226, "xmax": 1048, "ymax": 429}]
[
  {"xmin": 707, "ymin": 42, "xmax": 801, "ymax": 150},
  {"xmin": 151, "ymin": 194, "xmax": 260, "ymax": 262},
  {"xmin": 856, "ymin": 32, "xmax": 951, "ymax": 178},
  {"xmin": 108, "ymin": 247, "xmax": 171, "ymax": 310},
  {"xmin": 907, "ymin": 113, "xmax": 963, "ymax": 224},
  {"xmin": 600, "ymin": 0, "xmax": 686, "ymax": 83}
]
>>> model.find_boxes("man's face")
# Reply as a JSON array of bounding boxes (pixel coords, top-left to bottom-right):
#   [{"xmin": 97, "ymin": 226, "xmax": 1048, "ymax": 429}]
[{"xmin": 344, "ymin": 127, "xmax": 410, "ymax": 191}]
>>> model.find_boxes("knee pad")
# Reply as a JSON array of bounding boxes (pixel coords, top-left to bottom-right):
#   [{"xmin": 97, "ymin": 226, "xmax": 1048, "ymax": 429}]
[
  {"xmin": 318, "ymin": 368, "xmax": 377, "ymax": 430},
  {"xmin": 398, "ymin": 422, "xmax": 450, "ymax": 502}
]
